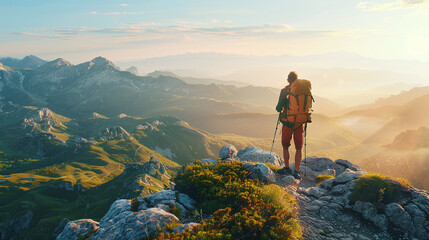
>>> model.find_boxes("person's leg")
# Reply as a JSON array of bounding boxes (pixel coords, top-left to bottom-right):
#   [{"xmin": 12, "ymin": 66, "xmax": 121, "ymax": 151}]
[
  {"xmin": 281, "ymin": 125, "xmax": 293, "ymax": 168},
  {"xmin": 294, "ymin": 150, "xmax": 302, "ymax": 172},
  {"xmin": 293, "ymin": 125, "xmax": 304, "ymax": 172},
  {"xmin": 283, "ymin": 149, "xmax": 290, "ymax": 168}
]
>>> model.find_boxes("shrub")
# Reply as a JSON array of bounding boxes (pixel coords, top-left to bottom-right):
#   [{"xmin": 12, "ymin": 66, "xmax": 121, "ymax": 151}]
[
  {"xmin": 350, "ymin": 173, "xmax": 411, "ymax": 206},
  {"xmin": 315, "ymin": 174, "xmax": 335, "ymax": 186},
  {"xmin": 154, "ymin": 160, "xmax": 302, "ymax": 240},
  {"xmin": 169, "ymin": 205, "xmax": 183, "ymax": 220}
]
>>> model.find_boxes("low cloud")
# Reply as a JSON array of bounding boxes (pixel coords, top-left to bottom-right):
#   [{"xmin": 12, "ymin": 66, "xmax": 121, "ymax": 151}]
[
  {"xmin": 120, "ymin": 3, "xmax": 128, "ymax": 7},
  {"xmin": 403, "ymin": 0, "xmax": 427, "ymax": 5},
  {"xmin": 191, "ymin": 24, "xmax": 294, "ymax": 36},
  {"xmin": 126, "ymin": 22, "xmax": 161, "ymax": 27},
  {"xmin": 357, "ymin": 0, "xmax": 427, "ymax": 11},
  {"xmin": 9, "ymin": 32, "xmax": 67, "ymax": 39},
  {"xmin": 89, "ymin": 11, "xmax": 98, "ymax": 14},
  {"xmin": 104, "ymin": 12, "xmax": 136, "ymax": 15},
  {"xmin": 10, "ymin": 23, "xmax": 338, "ymax": 43}
]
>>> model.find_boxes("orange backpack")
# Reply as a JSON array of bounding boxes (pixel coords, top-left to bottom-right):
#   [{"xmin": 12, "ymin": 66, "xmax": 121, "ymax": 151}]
[{"xmin": 281, "ymin": 79, "xmax": 313, "ymax": 129}]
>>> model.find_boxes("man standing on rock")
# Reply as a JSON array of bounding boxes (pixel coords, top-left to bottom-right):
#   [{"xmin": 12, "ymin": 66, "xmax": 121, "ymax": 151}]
[{"xmin": 275, "ymin": 71, "xmax": 313, "ymax": 180}]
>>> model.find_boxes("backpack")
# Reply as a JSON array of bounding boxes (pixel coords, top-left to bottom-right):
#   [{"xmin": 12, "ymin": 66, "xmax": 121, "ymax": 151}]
[{"xmin": 281, "ymin": 79, "xmax": 313, "ymax": 129}]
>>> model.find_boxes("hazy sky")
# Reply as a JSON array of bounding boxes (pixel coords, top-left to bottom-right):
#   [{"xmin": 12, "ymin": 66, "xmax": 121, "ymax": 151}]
[{"xmin": 1, "ymin": 0, "xmax": 428, "ymax": 63}]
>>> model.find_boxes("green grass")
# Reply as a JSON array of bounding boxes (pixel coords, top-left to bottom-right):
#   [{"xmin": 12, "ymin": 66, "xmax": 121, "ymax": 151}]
[
  {"xmin": 0, "ymin": 113, "xmax": 180, "ymax": 240},
  {"xmin": 0, "ymin": 158, "xmax": 174, "ymax": 240},
  {"xmin": 315, "ymin": 174, "xmax": 335, "ymax": 186},
  {"xmin": 350, "ymin": 173, "xmax": 412, "ymax": 206}
]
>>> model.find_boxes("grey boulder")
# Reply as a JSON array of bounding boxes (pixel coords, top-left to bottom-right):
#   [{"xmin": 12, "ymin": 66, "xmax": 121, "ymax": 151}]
[
  {"xmin": 244, "ymin": 163, "xmax": 276, "ymax": 183},
  {"xmin": 237, "ymin": 146, "xmax": 282, "ymax": 167},
  {"xmin": 333, "ymin": 169, "xmax": 362, "ymax": 184},
  {"xmin": 331, "ymin": 159, "xmax": 365, "ymax": 175},
  {"xmin": 302, "ymin": 157, "xmax": 333, "ymax": 172},
  {"xmin": 178, "ymin": 193, "xmax": 196, "ymax": 210},
  {"xmin": 91, "ymin": 208, "xmax": 178, "ymax": 240},
  {"xmin": 384, "ymin": 203, "xmax": 415, "ymax": 233},
  {"xmin": 56, "ymin": 219, "xmax": 99, "ymax": 240},
  {"xmin": 219, "ymin": 145, "xmax": 238, "ymax": 160},
  {"xmin": 144, "ymin": 190, "xmax": 176, "ymax": 207},
  {"xmin": 277, "ymin": 175, "xmax": 300, "ymax": 186}
]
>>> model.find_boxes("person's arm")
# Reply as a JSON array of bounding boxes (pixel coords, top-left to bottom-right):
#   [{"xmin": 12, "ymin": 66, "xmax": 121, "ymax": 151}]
[{"xmin": 276, "ymin": 88, "xmax": 287, "ymax": 112}]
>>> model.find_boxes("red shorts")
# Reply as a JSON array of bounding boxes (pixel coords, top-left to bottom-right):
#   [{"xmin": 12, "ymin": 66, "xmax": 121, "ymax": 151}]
[{"xmin": 281, "ymin": 125, "xmax": 304, "ymax": 150}]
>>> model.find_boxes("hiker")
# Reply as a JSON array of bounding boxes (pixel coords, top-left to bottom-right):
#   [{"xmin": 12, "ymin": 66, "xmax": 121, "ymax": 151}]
[{"xmin": 275, "ymin": 72, "xmax": 313, "ymax": 180}]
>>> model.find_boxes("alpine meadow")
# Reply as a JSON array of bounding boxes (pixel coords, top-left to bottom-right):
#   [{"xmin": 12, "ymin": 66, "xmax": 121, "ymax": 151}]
[{"xmin": 1, "ymin": 1, "xmax": 429, "ymax": 240}]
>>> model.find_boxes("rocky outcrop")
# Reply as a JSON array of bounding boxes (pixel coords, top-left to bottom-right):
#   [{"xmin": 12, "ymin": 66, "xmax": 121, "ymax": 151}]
[
  {"xmin": 207, "ymin": 145, "xmax": 429, "ymax": 239},
  {"xmin": 54, "ymin": 143, "xmax": 429, "ymax": 240},
  {"xmin": 139, "ymin": 190, "xmax": 196, "ymax": 216},
  {"xmin": 237, "ymin": 146, "xmax": 283, "ymax": 167},
  {"xmin": 21, "ymin": 108, "xmax": 67, "ymax": 151},
  {"xmin": 290, "ymin": 157, "xmax": 365, "ymax": 180},
  {"xmin": 75, "ymin": 137, "xmax": 96, "ymax": 145},
  {"xmin": 213, "ymin": 145, "xmax": 283, "ymax": 166},
  {"xmin": 56, "ymin": 190, "xmax": 197, "ymax": 240},
  {"xmin": 99, "ymin": 126, "xmax": 133, "ymax": 141},
  {"xmin": 49, "ymin": 181, "xmax": 87, "ymax": 192},
  {"xmin": 119, "ymin": 157, "xmax": 172, "ymax": 198},
  {"xmin": 275, "ymin": 158, "xmax": 429, "ymax": 240},
  {"xmin": 91, "ymin": 204, "xmax": 177, "ymax": 240},
  {"xmin": 0, "ymin": 210, "xmax": 33, "ymax": 240},
  {"xmin": 56, "ymin": 219, "xmax": 99, "ymax": 240},
  {"xmin": 219, "ymin": 145, "xmax": 238, "ymax": 160},
  {"xmin": 243, "ymin": 162, "xmax": 276, "ymax": 183},
  {"xmin": 124, "ymin": 157, "xmax": 167, "ymax": 177},
  {"xmin": 22, "ymin": 108, "xmax": 57, "ymax": 131},
  {"xmin": 136, "ymin": 120, "xmax": 165, "ymax": 131}
]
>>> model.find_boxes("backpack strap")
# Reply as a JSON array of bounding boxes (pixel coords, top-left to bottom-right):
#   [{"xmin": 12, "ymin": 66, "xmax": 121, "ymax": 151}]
[
  {"xmin": 303, "ymin": 94, "xmax": 308, "ymax": 112},
  {"xmin": 294, "ymin": 94, "xmax": 300, "ymax": 109}
]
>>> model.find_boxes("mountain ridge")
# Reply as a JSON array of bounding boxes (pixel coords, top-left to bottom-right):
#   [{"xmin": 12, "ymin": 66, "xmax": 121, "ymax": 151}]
[{"xmin": 0, "ymin": 55, "xmax": 48, "ymax": 69}]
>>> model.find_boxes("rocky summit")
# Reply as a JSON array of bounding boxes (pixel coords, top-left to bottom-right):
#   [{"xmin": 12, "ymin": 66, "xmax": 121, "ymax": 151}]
[{"xmin": 56, "ymin": 145, "xmax": 429, "ymax": 240}]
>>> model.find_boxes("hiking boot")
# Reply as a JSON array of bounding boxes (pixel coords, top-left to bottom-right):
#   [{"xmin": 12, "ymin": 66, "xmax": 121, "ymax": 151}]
[
  {"xmin": 277, "ymin": 167, "xmax": 292, "ymax": 175},
  {"xmin": 293, "ymin": 171, "xmax": 302, "ymax": 180}
]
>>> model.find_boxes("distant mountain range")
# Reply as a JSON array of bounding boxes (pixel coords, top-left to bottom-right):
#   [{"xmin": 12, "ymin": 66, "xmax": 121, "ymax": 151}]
[
  {"xmin": 346, "ymin": 85, "xmax": 429, "ymax": 112},
  {"xmin": 118, "ymin": 52, "xmax": 426, "ymax": 106},
  {"xmin": 0, "ymin": 55, "xmax": 342, "ymax": 136},
  {"xmin": 147, "ymin": 70, "xmax": 248, "ymax": 87},
  {"xmin": 118, "ymin": 52, "xmax": 429, "ymax": 80}
]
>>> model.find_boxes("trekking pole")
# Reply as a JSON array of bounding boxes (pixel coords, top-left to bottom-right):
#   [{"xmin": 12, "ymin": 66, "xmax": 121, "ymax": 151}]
[
  {"xmin": 270, "ymin": 114, "xmax": 281, "ymax": 155},
  {"xmin": 304, "ymin": 122, "xmax": 308, "ymax": 161}
]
